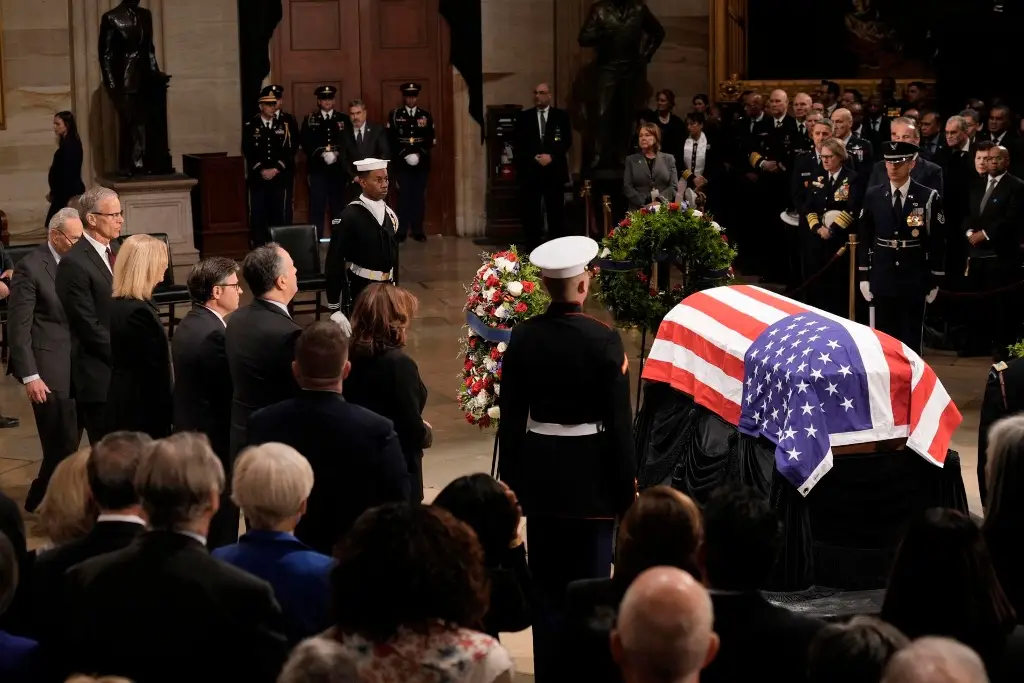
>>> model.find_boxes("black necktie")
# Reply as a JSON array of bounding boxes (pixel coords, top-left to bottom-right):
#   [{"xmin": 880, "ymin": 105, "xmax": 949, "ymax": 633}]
[
  {"xmin": 357, "ymin": 128, "xmax": 363, "ymax": 145},
  {"xmin": 893, "ymin": 189, "xmax": 903, "ymax": 222},
  {"xmin": 690, "ymin": 140, "xmax": 698, "ymax": 174},
  {"xmin": 540, "ymin": 110, "xmax": 547, "ymax": 137}
]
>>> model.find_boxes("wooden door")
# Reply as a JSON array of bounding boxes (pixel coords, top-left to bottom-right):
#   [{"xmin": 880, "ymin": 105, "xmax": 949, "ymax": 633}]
[{"xmin": 271, "ymin": 0, "xmax": 455, "ymax": 235}]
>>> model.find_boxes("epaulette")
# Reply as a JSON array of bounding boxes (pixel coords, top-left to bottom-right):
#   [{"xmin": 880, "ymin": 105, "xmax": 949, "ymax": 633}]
[{"xmin": 994, "ymin": 361, "xmax": 1009, "ymax": 372}]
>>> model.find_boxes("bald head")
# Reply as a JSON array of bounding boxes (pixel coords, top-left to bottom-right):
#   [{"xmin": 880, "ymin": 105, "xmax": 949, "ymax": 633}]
[
  {"xmin": 768, "ymin": 89, "xmax": 789, "ymax": 117},
  {"xmin": 612, "ymin": 567, "xmax": 718, "ymax": 683},
  {"xmin": 881, "ymin": 637, "xmax": 988, "ymax": 683},
  {"xmin": 794, "ymin": 92, "xmax": 812, "ymax": 118},
  {"xmin": 831, "ymin": 108, "xmax": 852, "ymax": 139}
]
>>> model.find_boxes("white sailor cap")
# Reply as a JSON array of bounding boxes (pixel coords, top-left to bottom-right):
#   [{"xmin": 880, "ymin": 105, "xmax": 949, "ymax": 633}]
[
  {"xmin": 354, "ymin": 158, "xmax": 389, "ymax": 172},
  {"xmin": 529, "ymin": 236, "xmax": 599, "ymax": 279}
]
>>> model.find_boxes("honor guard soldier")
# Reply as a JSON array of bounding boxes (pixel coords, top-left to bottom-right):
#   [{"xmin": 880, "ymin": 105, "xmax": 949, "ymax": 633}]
[
  {"xmin": 497, "ymin": 236, "xmax": 636, "ymax": 683},
  {"xmin": 858, "ymin": 141, "xmax": 947, "ymax": 354},
  {"xmin": 324, "ymin": 158, "xmax": 399, "ymax": 314},
  {"xmin": 264, "ymin": 84, "xmax": 300, "ymax": 224},
  {"xmin": 387, "ymin": 82, "xmax": 435, "ymax": 242},
  {"xmin": 243, "ymin": 90, "xmax": 294, "ymax": 247},
  {"xmin": 301, "ymin": 85, "xmax": 349, "ymax": 238}
]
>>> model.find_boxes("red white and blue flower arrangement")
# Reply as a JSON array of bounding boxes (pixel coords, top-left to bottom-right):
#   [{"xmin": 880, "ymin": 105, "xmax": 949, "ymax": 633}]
[{"xmin": 458, "ymin": 248, "xmax": 549, "ymax": 428}]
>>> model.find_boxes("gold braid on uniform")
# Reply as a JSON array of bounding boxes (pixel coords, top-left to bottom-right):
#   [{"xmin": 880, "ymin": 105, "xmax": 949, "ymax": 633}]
[
  {"xmin": 681, "ymin": 168, "xmax": 693, "ymax": 180},
  {"xmin": 749, "ymin": 151, "xmax": 762, "ymax": 168},
  {"xmin": 807, "ymin": 212, "xmax": 820, "ymax": 230},
  {"xmin": 283, "ymin": 122, "xmax": 291, "ymax": 147},
  {"xmin": 832, "ymin": 211, "xmax": 854, "ymax": 230}
]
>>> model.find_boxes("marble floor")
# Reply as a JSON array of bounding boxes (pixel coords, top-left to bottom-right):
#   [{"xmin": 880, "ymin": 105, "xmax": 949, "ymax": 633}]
[{"xmin": 0, "ymin": 236, "xmax": 991, "ymax": 678}]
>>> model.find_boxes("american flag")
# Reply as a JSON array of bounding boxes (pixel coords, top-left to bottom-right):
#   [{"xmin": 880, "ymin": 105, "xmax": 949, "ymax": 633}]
[{"xmin": 642, "ymin": 285, "xmax": 962, "ymax": 495}]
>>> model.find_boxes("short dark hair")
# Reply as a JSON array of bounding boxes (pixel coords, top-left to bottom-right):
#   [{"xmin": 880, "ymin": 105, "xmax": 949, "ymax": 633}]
[
  {"xmin": 295, "ymin": 322, "xmax": 349, "ymax": 386},
  {"xmin": 187, "ymin": 256, "xmax": 239, "ymax": 304},
  {"xmin": 807, "ymin": 616, "xmax": 909, "ymax": 683},
  {"xmin": 433, "ymin": 474, "xmax": 519, "ymax": 564},
  {"xmin": 332, "ymin": 503, "xmax": 490, "ymax": 642},
  {"xmin": 685, "ymin": 111, "xmax": 706, "ymax": 127},
  {"xmin": 959, "ymin": 108, "xmax": 980, "ymax": 124},
  {"xmin": 656, "ymin": 89, "xmax": 676, "ymax": 109},
  {"xmin": 843, "ymin": 88, "xmax": 863, "ymax": 103},
  {"xmin": 976, "ymin": 140, "xmax": 997, "ymax": 154},
  {"xmin": 822, "ymin": 80, "xmax": 841, "ymax": 97},
  {"xmin": 88, "ymin": 431, "xmax": 152, "ymax": 510},
  {"xmin": 350, "ymin": 284, "xmax": 419, "ymax": 356},
  {"xmin": 702, "ymin": 483, "xmax": 781, "ymax": 590},
  {"xmin": 242, "ymin": 243, "xmax": 285, "ymax": 297},
  {"xmin": 614, "ymin": 486, "xmax": 703, "ymax": 589},
  {"xmin": 692, "ymin": 93, "xmax": 710, "ymax": 106}
]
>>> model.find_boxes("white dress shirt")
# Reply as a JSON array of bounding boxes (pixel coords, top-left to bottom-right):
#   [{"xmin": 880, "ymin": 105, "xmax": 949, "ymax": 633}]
[
  {"xmin": 682, "ymin": 133, "xmax": 708, "ymax": 178},
  {"xmin": 990, "ymin": 131, "xmax": 1007, "ymax": 145},
  {"xmin": 200, "ymin": 304, "xmax": 227, "ymax": 327},
  {"xmin": 891, "ymin": 178, "xmax": 912, "ymax": 206},
  {"xmin": 354, "ymin": 124, "xmax": 366, "ymax": 141},
  {"xmin": 322, "ymin": 109, "xmax": 333, "ymax": 120},
  {"xmin": 968, "ymin": 172, "xmax": 1006, "ymax": 242},
  {"xmin": 97, "ymin": 513, "xmax": 147, "ymax": 526},
  {"xmin": 176, "ymin": 530, "xmax": 208, "ymax": 546},
  {"xmin": 261, "ymin": 298, "xmax": 292, "ymax": 318},
  {"xmin": 261, "ymin": 116, "xmax": 274, "ymax": 129},
  {"xmin": 359, "ymin": 194, "xmax": 387, "ymax": 225},
  {"xmin": 83, "ymin": 230, "xmax": 113, "ymax": 273},
  {"xmin": 406, "ymin": 107, "xmax": 418, "ymax": 117}
]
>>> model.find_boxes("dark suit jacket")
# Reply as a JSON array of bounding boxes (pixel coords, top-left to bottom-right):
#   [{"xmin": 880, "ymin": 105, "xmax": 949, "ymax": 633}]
[
  {"xmin": 7, "ymin": 245, "xmax": 71, "ymax": 393},
  {"xmin": 212, "ymin": 530, "xmax": 334, "ymax": 645},
  {"xmin": 557, "ymin": 577, "xmax": 625, "ymax": 683},
  {"xmin": 963, "ymin": 173, "xmax": 1024, "ymax": 265},
  {"xmin": 172, "ymin": 305, "xmax": 232, "ymax": 460},
  {"xmin": 55, "ymin": 237, "xmax": 117, "ymax": 404},
  {"xmin": 47, "ymin": 138, "xmax": 85, "ymax": 206},
  {"xmin": 622, "ymin": 152, "xmax": 678, "ymax": 209},
  {"xmin": 247, "ymin": 390, "xmax": 411, "ymax": 555},
  {"xmin": 867, "ymin": 156, "xmax": 945, "ymax": 197},
  {"xmin": 105, "ymin": 297, "xmax": 172, "ymax": 438},
  {"xmin": 344, "ymin": 122, "xmax": 390, "ymax": 175},
  {"xmin": 0, "ymin": 630, "xmax": 38, "ymax": 683},
  {"xmin": 61, "ymin": 530, "xmax": 288, "ymax": 683},
  {"xmin": 862, "ymin": 116, "xmax": 891, "ymax": 150},
  {"xmin": 27, "ymin": 520, "xmax": 144, "ymax": 641},
  {"xmin": 701, "ymin": 592, "xmax": 825, "ymax": 683},
  {"xmin": 791, "ymin": 151, "xmax": 824, "ymax": 212},
  {"xmin": 515, "ymin": 106, "xmax": 572, "ymax": 186},
  {"xmin": 224, "ymin": 299, "xmax": 301, "ymax": 458},
  {"xmin": 344, "ymin": 347, "xmax": 428, "ymax": 500}
]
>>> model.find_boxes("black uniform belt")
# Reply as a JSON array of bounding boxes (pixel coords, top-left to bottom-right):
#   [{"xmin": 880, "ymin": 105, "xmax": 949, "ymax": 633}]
[
  {"xmin": 398, "ymin": 137, "xmax": 426, "ymax": 144},
  {"xmin": 875, "ymin": 238, "xmax": 922, "ymax": 249}
]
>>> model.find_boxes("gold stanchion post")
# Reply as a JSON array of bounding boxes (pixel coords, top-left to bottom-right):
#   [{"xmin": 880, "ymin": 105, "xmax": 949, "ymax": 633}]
[
  {"xmin": 847, "ymin": 233, "xmax": 858, "ymax": 321},
  {"xmin": 602, "ymin": 194, "xmax": 612, "ymax": 237},
  {"xmin": 581, "ymin": 180, "xmax": 592, "ymax": 237}
]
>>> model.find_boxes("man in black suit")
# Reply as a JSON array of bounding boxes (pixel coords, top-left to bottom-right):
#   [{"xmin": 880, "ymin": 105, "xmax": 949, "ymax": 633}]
[
  {"xmin": 980, "ymin": 104, "xmax": 1024, "ymax": 176},
  {"xmin": 29, "ymin": 431, "xmax": 150, "ymax": 642},
  {"xmin": 55, "ymin": 186, "xmax": 123, "ymax": 444},
  {"xmin": 937, "ymin": 115, "xmax": 978, "ymax": 284},
  {"xmin": 515, "ymin": 82, "xmax": 571, "ymax": 250},
  {"xmin": 61, "ymin": 432, "xmax": 288, "ymax": 683},
  {"xmin": 8, "ymin": 208, "xmax": 84, "ymax": 511},
  {"xmin": 343, "ymin": 98, "xmax": 390, "ymax": 202},
  {"xmin": 961, "ymin": 145, "xmax": 1024, "ymax": 357},
  {"xmin": 247, "ymin": 322, "xmax": 410, "ymax": 555},
  {"xmin": 866, "ymin": 117, "xmax": 944, "ymax": 196},
  {"xmin": 699, "ymin": 484, "xmax": 825, "ymax": 683},
  {"xmin": 172, "ymin": 256, "xmax": 241, "ymax": 548},
  {"xmin": 862, "ymin": 95, "xmax": 892, "ymax": 151}
]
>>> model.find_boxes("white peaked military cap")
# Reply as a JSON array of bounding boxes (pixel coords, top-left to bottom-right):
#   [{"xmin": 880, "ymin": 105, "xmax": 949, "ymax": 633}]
[
  {"xmin": 529, "ymin": 235, "xmax": 600, "ymax": 279},
  {"xmin": 354, "ymin": 158, "xmax": 389, "ymax": 172}
]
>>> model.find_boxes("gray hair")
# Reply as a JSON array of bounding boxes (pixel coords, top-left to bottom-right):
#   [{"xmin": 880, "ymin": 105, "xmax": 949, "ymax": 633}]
[
  {"xmin": 48, "ymin": 207, "xmax": 81, "ymax": 232},
  {"xmin": 891, "ymin": 117, "xmax": 921, "ymax": 141},
  {"xmin": 811, "ymin": 116, "xmax": 834, "ymax": 132},
  {"xmin": 242, "ymin": 243, "xmax": 286, "ymax": 298},
  {"xmin": 79, "ymin": 186, "xmax": 118, "ymax": 216},
  {"xmin": 232, "ymin": 443, "xmax": 314, "ymax": 529},
  {"xmin": 278, "ymin": 637, "xmax": 360, "ymax": 683},
  {"xmin": 958, "ymin": 108, "xmax": 980, "ymax": 125},
  {"xmin": 881, "ymin": 637, "xmax": 988, "ymax": 683},
  {"xmin": 348, "ymin": 99, "xmax": 366, "ymax": 111},
  {"xmin": 983, "ymin": 414, "xmax": 1024, "ymax": 514},
  {"xmin": 136, "ymin": 433, "xmax": 225, "ymax": 531},
  {"xmin": 0, "ymin": 532, "xmax": 17, "ymax": 617},
  {"xmin": 946, "ymin": 116, "xmax": 969, "ymax": 134}
]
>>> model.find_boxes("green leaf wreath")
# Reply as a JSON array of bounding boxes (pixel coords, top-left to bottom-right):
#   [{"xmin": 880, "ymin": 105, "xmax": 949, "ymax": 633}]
[
  {"xmin": 1009, "ymin": 340, "xmax": 1024, "ymax": 359},
  {"xmin": 595, "ymin": 202, "xmax": 737, "ymax": 331}
]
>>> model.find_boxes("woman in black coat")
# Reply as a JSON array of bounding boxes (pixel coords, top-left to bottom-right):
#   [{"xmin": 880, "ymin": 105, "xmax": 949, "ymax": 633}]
[
  {"xmin": 105, "ymin": 234, "xmax": 173, "ymax": 438},
  {"xmin": 344, "ymin": 284, "xmax": 431, "ymax": 502},
  {"xmin": 46, "ymin": 111, "xmax": 86, "ymax": 227},
  {"xmin": 653, "ymin": 89, "xmax": 686, "ymax": 164}
]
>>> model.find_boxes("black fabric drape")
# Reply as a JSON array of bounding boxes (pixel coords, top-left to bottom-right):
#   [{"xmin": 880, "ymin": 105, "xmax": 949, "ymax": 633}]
[
  {"xmin": 237, "ymin": 0, "xmax": 283, "ymax": 122},
  {"xmin": 439, "ymin": 0, "xmax": 484, "ymax": 137}
]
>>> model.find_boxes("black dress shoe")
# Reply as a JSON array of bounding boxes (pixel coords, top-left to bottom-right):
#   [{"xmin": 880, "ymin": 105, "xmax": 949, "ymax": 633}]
[
  {"xmin": 412, "ymin": 234, "xmax": 427, "ymax": 242},
  {"xmin": 0, "ymin": 415, "xmax": 19, "ymax": 429}
]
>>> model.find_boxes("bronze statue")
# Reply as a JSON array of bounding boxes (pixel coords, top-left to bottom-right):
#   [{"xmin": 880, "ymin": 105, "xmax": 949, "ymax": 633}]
[
  {"xmin": 100, "ymin": 0, "xmax": 173, "ymax": 177},
  {"xmin": 577, "ymin": 0, "xmax": 664, "ymax": 175}
]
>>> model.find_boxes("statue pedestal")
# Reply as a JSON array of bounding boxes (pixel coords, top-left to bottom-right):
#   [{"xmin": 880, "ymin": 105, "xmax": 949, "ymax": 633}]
[{"xmin": 104, "ymin": 174, "xmax": 200, "ymax": 284}]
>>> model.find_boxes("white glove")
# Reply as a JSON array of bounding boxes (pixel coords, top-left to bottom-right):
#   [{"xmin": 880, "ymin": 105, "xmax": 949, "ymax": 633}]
[
  {"xmin": 330, "ymin": 310, "xmax": 352, "ymax": 338},
  {"xmin": 404, "ymin": 153, "xmax": 420, "ymax": 166},
  {"xmin": 925, "ymin": 287, "xmax": 939, "ymax": 304},
  {"xmin": 859, "ymin": 281, "xmax": 873, "ymax": 302},
  {"xmin": 323, "ymin": 151, "xmax": 337, "ymax": 165}
]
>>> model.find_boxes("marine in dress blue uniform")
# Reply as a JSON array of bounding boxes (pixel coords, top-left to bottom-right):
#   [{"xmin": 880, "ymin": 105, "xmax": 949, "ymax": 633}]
[
  {"xmin": 858, "ymin": 141, "xmax": 947, "ymax": 354},
  {"xmin": 497, "ymin": 236, "xmax": 636, "ymax": 683},
  {"xmin": 243, "ymin": 91, "xmax": 294, "ymax": 247},
  {"xmin": 300, "ymin": 85, "xmax": 350, "ymax": 238},
  {"xmin": 264, "ymin": 84, "xmax": 301, "ymax": 225},
  {"xmin": 387, "ymin": 83, "xmax": 435, "ymax": 242}
]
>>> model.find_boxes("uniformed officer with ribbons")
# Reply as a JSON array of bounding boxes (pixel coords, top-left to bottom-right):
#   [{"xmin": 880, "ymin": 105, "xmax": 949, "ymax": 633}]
[
  {"xmin": 497, "ymin": 235, "xmax": 636, "ymax": 682},
  {"xmin": 301, "ymin": 85, "xmax": 349, "ymax": 238},
  {"xmin": 858, "ymin": 140, "xmax": 947, "ymax": 354},
  {"xmin": 387, "ymin": 82, "xmax": 435, "ymax": 242},
  {"xmin": 324, "ymin": 158, "xmax": 399, "ymax": 314},
  {"xmin": 243, "ymin": 90, "xmax": 293, "ymax": 247},
  {"xmin": 263, "ymin": 84, "xmax": 301, "ymax": 224}
]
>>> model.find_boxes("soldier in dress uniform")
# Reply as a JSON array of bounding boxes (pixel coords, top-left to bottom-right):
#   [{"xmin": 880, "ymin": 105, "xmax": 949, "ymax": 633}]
[
  {"xmin": 977, "ymin": 356, "xmax": 1024, "ymax": 505},
  {"xmin": 242, "ymin": 91, "xmax": 293, "ymax": 247},
  {"xmin": 497, "ymin": 235, "xmax": 636, "ymax": 683},
  {"xmin": 301, "ymin": 85, "xmax": 350, "ymax": 238},
  {"xmin": 858, "ymin": 141, "xmax": 947, "ymax": 354},
  {"xmin": 264, "ymin": 84, "xmax": 300, "ymax": 225},
  {"xmin": 324, "ymin": 158, "xmax": 399, "ymax": 315},
  {"xmin": 387, "ymin": 83, "xmax": 435, "ymax": 242}
]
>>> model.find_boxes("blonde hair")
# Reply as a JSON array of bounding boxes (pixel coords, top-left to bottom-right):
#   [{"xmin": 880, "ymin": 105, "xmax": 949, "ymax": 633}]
[
  {"xmin": 37, "ymin": 448, "xmax": 97, "ymax": 545},
  {"xmin": 112, "ymin": 234, "xmax": 168, "ymax": 300},
  {"xmin": 820, "ymin": 136, "xmax": 849, "ymax": 161},
  {"xmin": 232, "ymin": 443, "xmax": 314, "ymax": 529}
]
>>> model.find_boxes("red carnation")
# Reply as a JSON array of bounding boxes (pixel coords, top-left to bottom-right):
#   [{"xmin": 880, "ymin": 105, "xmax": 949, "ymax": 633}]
[
  {"xmin": 472, "ymin": 283, "xmax": 481, "ymax": 292},
  {"xmin": 649, "ymin": 287, "xmax": 658, "ymax": 297},
  {"xmin": 514, "ymin": 302, "xmax": 528, "ymax": 313},
  {"xmin": 491, "ymin": 291, "xmax": 501, "ymax": 303},
  {"xmin": 486, "ymin": 274, "xmax": 499, "ymax": 287},
  {"xmin": 669, "ymin": 202, "xmax": 680, "ymax": 211},
  {"xmin": 637, "ymin": 272, "xmax": 648, "ymax": 283},
  {"xmin": 484, "ymin": 375, "xmax": 494, "ymax": 388},
  {"xmin": 720, "ymin": 234, "xmax": 729, "ymax": 243},
  {"xmin": 640, "ymin": 208, "xmax": 649, "ymax": 216},
  {"xmin": 522, "ymin": 281, "xmax": 536, "ymax": 294},
  {"xmin": 464, "ymin": 360, "xmax": 473, "ymax": 371},
  {"xmin": 496, "ymin": 367, "xmax": 502, "ymax": 379},
  {"xmin": 490, "ymin": 348, "xmax": 501, "ymax": 360},
  {"xmin": 506, "ymin": 252, "xmax": 517, "ymax": 262},
  {"xmin": 619, "ymin": 218, "xmax": 631, "ymax": 228},
  {"xmin": 465, "ymin": 413, "xmax": 475, "ymax": 424},
  {"xmin": 497, "ymin": 324, "xmax": 508, "ymax": 330},
  {"xmin": 608, "ymin": 229, "xmax": 616, "ymax": 238}
]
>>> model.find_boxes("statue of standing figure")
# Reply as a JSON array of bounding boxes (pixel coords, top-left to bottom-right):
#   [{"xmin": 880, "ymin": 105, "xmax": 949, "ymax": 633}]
[{"xmin": 577, "ymin": 0, "xmax": 665, "ymax": 177}]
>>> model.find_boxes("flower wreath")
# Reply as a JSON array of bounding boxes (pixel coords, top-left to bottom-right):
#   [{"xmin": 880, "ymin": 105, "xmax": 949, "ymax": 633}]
[
  {"xmin": 595, "ymin": 202, "xmax": 737, "ymax": 332},
  {"xmin": 458, "ymin": 248, "xmax": 549, "ymax": 428}
]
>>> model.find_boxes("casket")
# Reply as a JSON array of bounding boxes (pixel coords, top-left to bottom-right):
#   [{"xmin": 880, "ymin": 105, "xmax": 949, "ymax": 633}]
[{"xmin": 634, "ymin": 285, "xmax": 970, "ymax": 590}]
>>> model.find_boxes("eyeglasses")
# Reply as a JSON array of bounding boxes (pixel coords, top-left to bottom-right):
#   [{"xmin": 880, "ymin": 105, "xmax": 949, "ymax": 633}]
[
  {"xmin": 90, "ymin": 211, "xmax": 124, "ymax": 219},
  {"xmin": 215, "ymin": 282, "xmax": 242, "ymax": 291},
  {"xmin": 819, "ymin": 154, "xmax": 835, "ymax": 160},
  {"xmin": 57, "ymin": 231, "xmax": 81, "ymax": 245}
]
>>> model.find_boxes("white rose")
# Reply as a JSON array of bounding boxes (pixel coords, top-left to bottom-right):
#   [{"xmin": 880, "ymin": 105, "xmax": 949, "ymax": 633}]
[
  {"xmin": 506, "ymin": 281, "xmax": 524, "ymax": 297},
  {"xmin": 475, "ymin": 304, "xmax": 486, "ymax": 317},
  {"xmin": 711, "ymin": 221, "xmax": 722, "ymax": 232},
  {"xmin": 600, "ymin": 247, "xmax": 611, "ymax": 258},
  {"xmin": 497, "ymin": 342, "xmax": 508, "ymax": 353},
  {"xmin": 494, "ymin": 304, "xmax": 508, "ymax": 319},
  {"xmin": 494, "ymin": 383, "xmax": 500, "ymax": 396},
  {"xmin": 690, "ymin": 209, "xmax": 704, "ymax": 218},
  {"xmin": 474, "ymin": 390, "xmax": 490, "ymax": 408},
  {"xmin": 484, "ymin": 357, "xmax": 497, "ymax": 372},
  {"xmin": 498, "ymin": 258, "xmax": 517, "ymax": 274},
  {"xmin": 493, "ymin": 257, "xmax": 509, "ymax": 272},
  {"xmin": 482, "ymin": 287, "xmax": 494, "ymax": 301},
  {"xmin": 487, "ymin": 406, "xmax": 501, "ymax": 419},
  {"xmin": 477, "ymin": 264, "xmax": 489, "ymax": 278}
]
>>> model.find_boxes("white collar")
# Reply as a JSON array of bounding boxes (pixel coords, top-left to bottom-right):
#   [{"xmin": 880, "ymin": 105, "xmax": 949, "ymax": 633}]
[
  {"xmin": 992, "ymin": 130, "xmax": 1005, "ymax": 142},
  {"xmin": 355, "ymin": 123, "xmax": 366, "ymax": 133},
  {"xmin": 321, "ymin": 109, "xmax": 333, "ymax": 118},
  {"xmin": 47, "ymin": 241, "xmax": 61, "ymax": 264},
  {"xmin": 406, "ymin": 106, "xmax": 417, "ymax": 115},
  {"xmin": 359, "ymin": 194, "xmax": 387, "ymax": 225},
  {"xmin": 752, "ymin": 113, "xmax": 764, "ymax": 122},
  {"xmin": 83, "ymin": 230, "xmax": 112, "ymax": 270},
  {"xmin": 200, "ymin": 304, "xmax": 227, "ymax": 327},
  {"xmin": 261, "ymin": 116, "xmax": 274, "ymax": 126},
  {"xmin": 97, "ymin": 513, "xmax": 146, "ymax": 526},
  {"xmin": 275, "ymin": 110, "xmax": 281, "ymax": 118},
  {"xmin": 537, "ymin": 107, "xmax": 549, "ymax": 114},
  {"xmin": 175, "ymin": 530, "xmax": 207, "ymax": 546},
  {"xmin": 261, "ymin": 298, "xmax": 292, "ymax": 318},
  {"xmin": 989, "ymin": 171, "xmax": 1007, "ymax": 183},
  {"xmin": 891, "ymin": 178, "xmax": 912, "ymax": 197},
  {"xmin": 773, "ymin": 115, "xmax": 785, "ymax": 125},
  {"xmin": 960, "ymin": 139, "xmax": 971, "ymax": 152}
]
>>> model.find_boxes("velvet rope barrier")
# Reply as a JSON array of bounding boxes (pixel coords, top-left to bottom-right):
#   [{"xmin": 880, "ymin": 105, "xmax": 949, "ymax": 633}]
[{"xmin": 782, "ymin": 244, "xmax": 850, "ymax": 298}]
